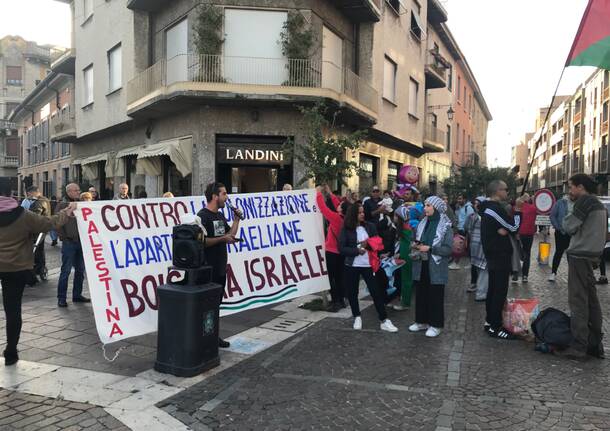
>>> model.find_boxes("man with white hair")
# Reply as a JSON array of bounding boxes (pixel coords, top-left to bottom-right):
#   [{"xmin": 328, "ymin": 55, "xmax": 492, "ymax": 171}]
[{"xmin": 114, "ymin": 183, "xmax": 130, "ymax": 200}]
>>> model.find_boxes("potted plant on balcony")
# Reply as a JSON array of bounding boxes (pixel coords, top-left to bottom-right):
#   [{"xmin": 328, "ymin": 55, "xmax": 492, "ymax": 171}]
[
  {"xmin": 280, "ymin": 12, "xmax": 315, "ymax": 87},
  {"xmin": 193, "ymin": 4, "xmax": 224, "ymax": 83}
]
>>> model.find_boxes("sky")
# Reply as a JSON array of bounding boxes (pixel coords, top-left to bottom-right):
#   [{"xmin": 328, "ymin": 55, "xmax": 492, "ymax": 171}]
[
  {"xmin": 0, "ymin": 0, "xmax": 597, "ymax": 167},
  {"xmin": 445, "ymin": 0, "xmax": 595, "ymax": 167}
]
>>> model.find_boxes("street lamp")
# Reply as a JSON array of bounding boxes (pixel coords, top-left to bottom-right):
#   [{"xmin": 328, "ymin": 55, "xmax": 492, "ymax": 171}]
[{"xmin": 427, "ymin": 105, "xmax": 454, "ymax": 121}]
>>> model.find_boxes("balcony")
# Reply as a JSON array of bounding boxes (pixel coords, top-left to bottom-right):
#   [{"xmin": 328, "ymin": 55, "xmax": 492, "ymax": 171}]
[
  {"xmin": 24, "ymin": 43, "xmax": 50, "ymax": 62},
  {"xmin": 127, "ymin": 54, "xmax": 379, "ymax": 123},
  {"xmin": 0, "ymin": 156, "xmax": 18, "ymax": 168},
  {"xmin": 423, "ymin": 123, "xmax": 446, "ymax": 152},
  {"xmin": 573, "ymin": 135, "xmax": 581, "ymax": 148},
  {"xmin": 574, "ymin": 111, "xmax": 582, "ymax": 124},
  {"xmin": 425, "ymin": 49, "xmax": 450, "ymax": 89},
  {"xmin": 49, "ymin": 106, "xmax": 76, "ymax": 143},
  {"xmin": 51, "ymin": 48, "xmax": 76, "ymax": 75},
  {"xmin": 328, "ymin": 0, "xmax": 381, "ymax": 22},
  {"xmin": 0, "ymin": 119, "xmax": 16, "ymax": 131},
  {"xmin": 126, "ymin": 0, "xmax": 171, "ymax": 12}
]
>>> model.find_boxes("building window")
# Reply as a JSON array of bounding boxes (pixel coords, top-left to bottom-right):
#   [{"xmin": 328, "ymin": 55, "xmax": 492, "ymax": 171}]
[
  {"xmin": 383, "ymin": 56, "xmax": 397, "ymax": 103},
  {"xmin": 457, "ymin": 76, "xmax": 462, "ymax": 102},
  {"xmin": 83, "ymin": 64, "xmax": 94, "ymax": 106},
  {"xmin": 83, "ymin": 0, "xmax": 93, "ymax": 21},
  {"xmin": 388, "ymin": 161, "xmax": 401, "ymax": 189},
  {"xmin": 62, "ymin": 168, "xmax": 70, "ymax": 188},
  {"xmin": 447, "ymin": 66, "xmax": 453, "ymax": 91},
  {"xmin": 446, "ymin": 125, "xmax": 451, "ymax": 151},
  {"xmin": 456, "ymin": 124, "xmax": 461, "ymax": 150},
  {"xmin": 359, "ymin": 154, "xmax": 378, "ymax": 195},
  {"xmin": 410, "ymin": 11, "xmax": 424, "ymax": 42},
  {"xmin": 6, "ymin": 66, "xmax": 22, "ymax": 86},
  {"xmin": 108, "ymin": 44, "xmax": 122, "ymax": 93},
  {"xmin": 408, "ymin": 78, "xmax": 419, "ymax": 117},
  {"xmin": 386, "ymin": 0, "xmax": 400, "ymax": 14}
]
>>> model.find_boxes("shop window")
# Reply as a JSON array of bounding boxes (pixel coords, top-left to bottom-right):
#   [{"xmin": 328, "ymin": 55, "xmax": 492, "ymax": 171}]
[
  {"xmin": 388, "ymin": 161, "xmax": 401, "ymax": 190},
  {"xmin": 359, "ymin": 154, "xmax": 378, "ymax": 195}
]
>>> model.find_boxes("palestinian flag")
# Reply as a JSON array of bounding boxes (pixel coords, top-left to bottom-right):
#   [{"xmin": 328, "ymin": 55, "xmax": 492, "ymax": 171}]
[{"xmin": 566, "ymin": 0, "xmax": 610, "ymax": 69}]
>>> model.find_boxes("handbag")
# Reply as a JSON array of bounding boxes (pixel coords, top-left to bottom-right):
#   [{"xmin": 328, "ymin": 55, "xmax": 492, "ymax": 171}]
[{"xmin": 509, "ymin": 234, "xmax": 522, "ymax": 273}]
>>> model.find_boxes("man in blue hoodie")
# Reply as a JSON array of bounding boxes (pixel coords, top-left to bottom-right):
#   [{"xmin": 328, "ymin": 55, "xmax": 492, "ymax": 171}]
[{"xmin": 549, "ymin": 195, "xmax": 571, "ymax": 282}]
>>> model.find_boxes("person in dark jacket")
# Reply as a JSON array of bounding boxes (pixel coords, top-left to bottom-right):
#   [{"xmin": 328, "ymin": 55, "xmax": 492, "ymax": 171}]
[
  {"xmin": 549, "ymin": 195, "xmax": 571, "ymax": 282},
  {"xmin": 339, "ymin": 203, "xmax": 398, "ymax": 333},
  {"xmin": 0, "ymin": 181, "xmax": 76, "ymax": 365},
  {"xmin": 481, "ymin": 180, "xmax": 522, "ymax": 340}
]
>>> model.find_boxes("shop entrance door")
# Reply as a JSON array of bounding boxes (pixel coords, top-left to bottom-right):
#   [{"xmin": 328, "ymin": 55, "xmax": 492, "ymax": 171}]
[{"xmin": 218, "ymin": 164, "xmax": 292, "ymax": 194}]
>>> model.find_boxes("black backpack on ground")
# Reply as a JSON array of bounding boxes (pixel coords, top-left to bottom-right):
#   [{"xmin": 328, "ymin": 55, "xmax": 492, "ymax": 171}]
[{"xmin": 531, "ymin": 307, "xmax": 573, "ymax": 349}]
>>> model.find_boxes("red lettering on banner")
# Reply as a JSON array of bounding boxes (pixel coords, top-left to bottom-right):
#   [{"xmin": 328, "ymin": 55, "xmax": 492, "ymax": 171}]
[
  {"xmin": 102, "ymin": 278, "xmax": 112, "ymax": 289},
  {"xmin": 224, "ymin": 264, "xmax": 243, "ymax": 298},
  {"xmin": 141, "ymin": 275, "xmax": 159, "ymax": 310},
  {"xmin": 302, "ymin": 249, "xmax": 320, "ymax": 278},
  {"xmin": 280, "ymin": 255, "xmax": 299, "ymax": 284},
  {"xmin": 89, "ymin": 234, "xmax": 101, "ymax": 249},
  {"xmin": 121, "ymin": 279, "xmax": 145, "ymax": 317},
  {"xmin": 106, "ymin": 307, "xmax": 120, "ymax": 322},
  {"xmin": 167, "ymin": 270, "xmax": 182, "ymax": 284},
  {"xmin": 106, "ymin": 291, "xmax": 113, "ymax": 306},
  {"xmin": 81, "ymin": 207, "xmax": 93, "ymax": 221},
  {"xmin": 92, "ymin": 247, "xmax": 104, "ymax": 262},
  {"xmin": 101, "ymin": 205, "xmax": 119, "ymax": 231},
  {"xmin": 244, "ymin": 261, "xmax": 255, "ymax": 292},
  {"xmin": 96, "ymin": 263, "xmax": 110, "ymax": 278},
  {"xmin": 249, "ymin": 259, "xmax": 265, "ymax": 291},
  {"xmin": 316, "ymin": 245, "xmax": 328, "ymax": 275},
  {"xmin": 109, "ymin": 323, "xmax": 124, "ymax": 337},
  {"xmin": 159, "ymin": 202, "xmax": 179, "ymax": 226},
  {"xmin": 263, "ymin": 257, "xmax": 281, "ymax": 287},
  {"xmin": 291, "ymin": 250, "xmax": 309, "ymax": 281},
  {"xmin": 87, "ymin": 221, "xmax": 99, "ymax": 235}
]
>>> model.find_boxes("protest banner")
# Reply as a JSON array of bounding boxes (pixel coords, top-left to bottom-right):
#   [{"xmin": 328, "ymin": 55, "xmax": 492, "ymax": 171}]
[{"xmin": 75, "ymin": 190, "xmax": 329, "ymax": 344}]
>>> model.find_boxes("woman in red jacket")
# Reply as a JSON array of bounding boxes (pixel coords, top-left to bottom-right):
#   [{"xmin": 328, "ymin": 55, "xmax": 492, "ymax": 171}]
[
  {"xmin": 517, "ymin": 194, "xmax": 537, "ymax": 283},
  {"xmin": 316, "ymin": 185, "xmax": 348, "ymax": 312}
]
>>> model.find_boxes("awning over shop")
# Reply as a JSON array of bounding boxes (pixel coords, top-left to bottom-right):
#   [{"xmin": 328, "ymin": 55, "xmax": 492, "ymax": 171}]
[
  {"xmin": 116, "ymin": 145, "xmax": 142, "ymax": 159},
  {"xmin": 138, "ymin": 137, "xmax": 193, "ymax": 177}
]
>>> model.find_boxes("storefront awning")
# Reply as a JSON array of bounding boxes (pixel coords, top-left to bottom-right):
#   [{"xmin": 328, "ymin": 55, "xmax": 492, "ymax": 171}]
[
  {"xmin": 116, "ymin": 145, "xmax": 142, "ymax": 159},
  {"xmin": 81, "ymin": 153, "xmax": 108, "ymax": 166},
  {"xmin": 138, "ymin": 137, "xmax": 193, "ymax": 177}
]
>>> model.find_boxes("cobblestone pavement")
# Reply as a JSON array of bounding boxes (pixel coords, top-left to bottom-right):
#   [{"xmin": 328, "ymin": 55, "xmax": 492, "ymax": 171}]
[
  {"xmin": 158, "ymin": 235, "xmax": 610, "ymax": 430},
  {"xmin": 0, "ymin": 389, "xmax": 128, "ymax": 431}
]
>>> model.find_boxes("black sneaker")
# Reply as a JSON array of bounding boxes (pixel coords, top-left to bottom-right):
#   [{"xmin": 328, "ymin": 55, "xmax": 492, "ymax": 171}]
[
  {"xmin": 73, "ymin": 296, "xmax": 91, "ymax": 303},
  {"xmin": 3, "ymin": 350, "xmax": 18, "ymax": 366},
  {"xmin": 219, "ymin": 338, "xmax": 230, "ymax": 348},
  {"xmin": 58, "ymin": 300, "xmax": 68, "ymax": 308},
  {"xmin": 51, "ymin": 240, "xmax": 57, "ymax": 247},
  {"xmin": 489, "ymin": 327, "xmax": 516, "ymax": 340},
  {"xmin": 587, "ymin": 344, "xmax": 605, "ymax": 359},
  {"xmin": 596, "ymin": 277, "xmax": 608, "ymax": 285}
]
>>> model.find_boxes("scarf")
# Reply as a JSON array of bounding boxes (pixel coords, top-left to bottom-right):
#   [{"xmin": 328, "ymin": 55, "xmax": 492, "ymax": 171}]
[
  {"xmin": 0, "ymin": 196, "xmax": 18, "ymax": 213},
  {"xmin": 416, "ymin": 211, "xmax": 452, "ymax": 264}
]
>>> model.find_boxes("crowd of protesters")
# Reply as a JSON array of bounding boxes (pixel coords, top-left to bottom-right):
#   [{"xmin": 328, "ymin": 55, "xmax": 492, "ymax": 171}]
[
  {"xmin": 316, "ymin": 173, "xmax": 607, "ymax": 359},
  {"xmin": 0, "ymin": 171, "xmax": 606, "ymax": 366}
]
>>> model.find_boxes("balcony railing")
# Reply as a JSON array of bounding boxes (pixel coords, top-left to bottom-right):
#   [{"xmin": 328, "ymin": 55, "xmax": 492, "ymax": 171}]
[
  {"xmin": 24, "ymin": 43, "xmax": 50, "ymax": 61},
  {"xmin": 0, "ymin": 156, "xmax": 18, "ymax": 168},
  {"xmin": 574, "ymin": 111, "xmax": 582, "ymax": 124},
  {"xmin": 573, "ymin": 135, "xmax": 581, "ymax": 148},
  {"xmin": 127, "ymin": 54, "xmax": 378, "ymax": 117},
  {"xmin": 49, "ymin": 106, "xmax": 76, "ymax": 142},
  {"xmin": 423, "ymin": 123, "xmax": 446, "ymax": 151},
  {"xmin": 425, "ymin": 50, "xmax": 449, "ymax": 89}
]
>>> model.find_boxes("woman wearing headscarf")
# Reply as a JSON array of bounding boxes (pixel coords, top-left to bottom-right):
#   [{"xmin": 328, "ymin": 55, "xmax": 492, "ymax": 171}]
[
  {"xmin": 408, "ymin": 196, "xmax": 453, "ymax": 338},
  {"xmin": 465, "ymin": 196, "xmax": 488, "ymax": 301}
]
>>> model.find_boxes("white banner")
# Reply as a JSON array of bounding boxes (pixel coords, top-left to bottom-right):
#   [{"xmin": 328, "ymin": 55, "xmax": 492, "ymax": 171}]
[{"xmin": 75, "ymin": 190, "xmax": 329, "ymax": 344}]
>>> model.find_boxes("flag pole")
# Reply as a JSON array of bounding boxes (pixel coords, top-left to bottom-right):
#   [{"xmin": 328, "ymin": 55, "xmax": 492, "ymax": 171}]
[{"xmin": 520, "ymin": 67, "xmax": 567, "ymax": 196}]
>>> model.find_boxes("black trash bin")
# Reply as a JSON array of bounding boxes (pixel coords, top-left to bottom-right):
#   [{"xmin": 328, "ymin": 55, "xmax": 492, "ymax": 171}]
[{"xmin": 155, "ymin": 266, "xmax": 224, "ymax": 377}]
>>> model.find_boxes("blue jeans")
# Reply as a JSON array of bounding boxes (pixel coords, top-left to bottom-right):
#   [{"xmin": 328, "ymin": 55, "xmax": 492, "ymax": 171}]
[
  {"xmin": 49, "ymin": 230, "xmax": 58, "ymax": 242},
  {"xmin": 57, "ymin": 240, "xmax": 85, "ymax": 301}
]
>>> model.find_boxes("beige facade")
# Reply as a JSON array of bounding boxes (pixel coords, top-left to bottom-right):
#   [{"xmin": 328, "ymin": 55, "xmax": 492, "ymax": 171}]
[
  {"xmin": 51, "ymin": 0, "xmax": 488, "ymax": 198},
  {"xmin": 0, "ymin": 36, "xmax": 58, "ymax": 181}
]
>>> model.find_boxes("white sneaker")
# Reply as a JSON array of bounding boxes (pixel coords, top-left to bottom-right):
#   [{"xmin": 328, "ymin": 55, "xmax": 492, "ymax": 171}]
[
  {"xmin": 449, "ymin": 262, "xmax": 461, "ymax": 270},
  {"xmin": 409, "ymin": 323, "xmax": 429, "ymax": 332},
  {"xmin": 392, "ymin": 304, "xmax": 409, "ymax": 311},
  {"xmin": 380, "ymin": 319, "xmax": 398, "ymax": 333},
  {"xmin": 425, "ymin": 327, "xmax": 442, "ymax": 337},
  {"xmin": 548, "ymin": 273, "xmax": 556, "ymax": 282},
  {"xmin": 353, "ymin": 316, "xmax": 362, "ymax": 330}
]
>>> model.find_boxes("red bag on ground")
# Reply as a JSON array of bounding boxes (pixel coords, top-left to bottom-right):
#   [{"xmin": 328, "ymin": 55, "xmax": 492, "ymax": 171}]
[{"xmin": 502, "ymin": 298, "xmax": 540, "ymax": 335}]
